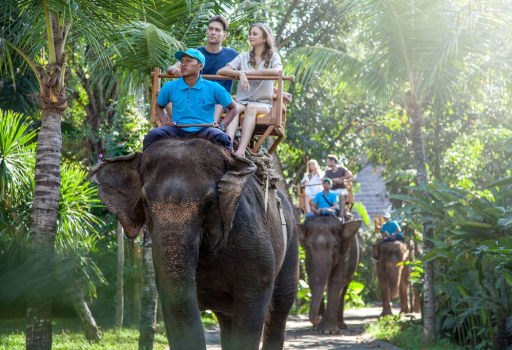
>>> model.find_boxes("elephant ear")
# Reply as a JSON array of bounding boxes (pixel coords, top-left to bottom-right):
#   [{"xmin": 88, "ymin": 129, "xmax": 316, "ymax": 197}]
[
  {"xmin": 217, "ymin": 154, "xmax": 257, "ymax": 237},
  {"xmin": 89, "ymin": 153, "xmax": 145, "ymax": 239},
  {"xmin": 338, "ymin": 219, "xmax": 363, "ymax": 253}
]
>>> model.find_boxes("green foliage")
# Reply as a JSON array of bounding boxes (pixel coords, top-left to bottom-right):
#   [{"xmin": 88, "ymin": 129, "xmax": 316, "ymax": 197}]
[
  {"xmin": 0, "ymin": 112, "xmax": 105, "ymax": 299},
  {"xmin": 102, "ymin": 103, "xmax": 149, "ymax": 158},
  {"xmin": 367, "ymin": 317, "xmax": 465, "ymax": 350},
  {"xmin": 394, "ymin": 180, "xmax": 512, "ymax": 348},
  {"xmin": 0, "ymin": 318, "xmax": 169, "ymax": 349}
]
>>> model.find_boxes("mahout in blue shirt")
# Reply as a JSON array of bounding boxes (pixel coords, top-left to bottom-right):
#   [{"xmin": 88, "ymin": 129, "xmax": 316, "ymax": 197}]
[
  {"xmin": 312, "ymin": 190, "xmax": 339, "ymax": 211},
  {"xmin": 381, "ymin": 221, "xmax": 402, "ymax": 237},
  {"xmin": 157, "ymin": 76, "xmax": 232, "ymax": 132}
]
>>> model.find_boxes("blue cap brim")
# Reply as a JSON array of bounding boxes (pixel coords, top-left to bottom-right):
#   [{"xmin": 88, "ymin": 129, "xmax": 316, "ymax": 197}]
[{"xmin": 174, "ymin": 50, "xmax": 186, "ymax": 61}]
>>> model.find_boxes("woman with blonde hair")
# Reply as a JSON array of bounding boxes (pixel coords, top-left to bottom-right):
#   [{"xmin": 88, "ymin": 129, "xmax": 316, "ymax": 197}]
[
  {"xmin": 301, "ymin": 160, "xmax": 324, "ymax": 213},
  {"xmin": 217, "ymin": 23, "xmax": 291, "ymax": 156}
]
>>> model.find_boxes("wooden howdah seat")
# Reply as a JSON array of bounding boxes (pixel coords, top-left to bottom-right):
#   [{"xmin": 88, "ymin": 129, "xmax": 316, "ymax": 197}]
[
  {"xmin": 150, "ymin": 67, "xmax": 295, "ymax": 154},
  {"xmin": 295, "ymin": 180, "xmax": 355, "ymax": 214}
]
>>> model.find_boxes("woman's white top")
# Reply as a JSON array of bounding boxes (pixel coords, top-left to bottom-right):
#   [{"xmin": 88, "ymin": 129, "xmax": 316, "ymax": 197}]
[
  {"xmin": 301, "ymin": 173, "xmax": 323, "ymax": 197},
  {"xmin": 227, "ymin": 51, "xmax": 282, "ymax": 108}
]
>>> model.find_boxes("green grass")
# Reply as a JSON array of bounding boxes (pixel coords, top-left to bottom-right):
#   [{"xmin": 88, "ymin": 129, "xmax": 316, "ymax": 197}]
[
  {"xmin": 366, "ymin": 316, "xmax": 464, "ymax": 350},
  {"xmin": 0, "ymin": 316, "xmax": 217, "ymax": 350}
]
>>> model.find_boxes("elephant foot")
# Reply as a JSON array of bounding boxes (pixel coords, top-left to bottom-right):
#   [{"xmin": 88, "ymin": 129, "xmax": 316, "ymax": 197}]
[
  {"xmin": 338, "ymin": 321, "xmax": 347, "ymax": 330},
  {"xmin": 400, "ymin": 308, "xmax": 409, "ymax": 314},
  {"xmin": 317, "ymin": 322, "xmax": 340, "ymax": 334},
  {"xmin": 380, "ymin": 311, "xmax": 393, "ymax": 317}
]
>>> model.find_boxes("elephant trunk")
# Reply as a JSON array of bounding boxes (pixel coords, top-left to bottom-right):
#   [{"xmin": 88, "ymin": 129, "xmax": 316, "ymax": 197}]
[
  {"xmin": 387, "ymin": 262, "xmax": 403, "ymax": 300},
  {"xmin": 308, "ymin": 259, "xmax": 331, "ymax": 326},
  {"xmin": 152, "ymin": 225, "xmax": 206, "ymax": 350}
]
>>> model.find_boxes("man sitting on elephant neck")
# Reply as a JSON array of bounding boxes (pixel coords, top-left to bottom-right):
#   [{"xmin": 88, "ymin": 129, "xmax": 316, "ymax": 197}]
[
  {"xmin": 379, "ymin": 212, "xmax": 403, "ymax": 243},
  {"xmin": 143, "ymin": 48, "xmax": 238, "ymax": 151},
  {"xmin": 305, "ymin": 178, "xmax": 339, "ymax": 220}
]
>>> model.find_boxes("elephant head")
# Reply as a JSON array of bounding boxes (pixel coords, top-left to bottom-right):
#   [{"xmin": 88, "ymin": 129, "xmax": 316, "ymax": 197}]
[
  {"xmin": 89, "ymin": 138, "xmax": 256, "ymax": 347},
  {"xmin": 297, "ymin": 218, "xmax": 362, "ymax": 326}
]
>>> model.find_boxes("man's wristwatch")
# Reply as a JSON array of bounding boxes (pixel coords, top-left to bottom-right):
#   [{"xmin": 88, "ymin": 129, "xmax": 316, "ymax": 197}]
[{"xmin": 219, "ymin": 124, "xmax": 226, "ymax": 132}]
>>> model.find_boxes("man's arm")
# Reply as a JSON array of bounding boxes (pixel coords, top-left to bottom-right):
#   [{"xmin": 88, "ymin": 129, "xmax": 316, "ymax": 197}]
[
  {"xmin": 391, "ymin": 223, "xmax": 402, "ymax": 237},
  {"xmin": 219, "ymin": 101, "xmax": 238, "ymax": 128},
  {"xmin": 155, "ymin": 104, "xmax": 175, "ymax": 126},
  {"xmin": 332, "ymin": 168, "xmax": 353, "ymax": 184},
  {"xmin": 167, "ymin": 62, "xmax": 182, "ymax": 77},
  {"xmin": 311, "ymin": 202, "xmax": 321, "ymax": 216}
]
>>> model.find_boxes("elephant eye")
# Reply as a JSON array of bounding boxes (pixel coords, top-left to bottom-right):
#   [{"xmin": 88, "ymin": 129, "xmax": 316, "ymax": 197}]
[{"xmin": 202, "ymin": 199, "xmax": 216, "ymax": 216}]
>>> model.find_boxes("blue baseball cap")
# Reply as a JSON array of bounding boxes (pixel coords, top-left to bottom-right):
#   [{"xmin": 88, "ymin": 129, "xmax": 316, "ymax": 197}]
[{"xmin": 175, "ymin": 48, "xmax": 206, "ymax": 66}]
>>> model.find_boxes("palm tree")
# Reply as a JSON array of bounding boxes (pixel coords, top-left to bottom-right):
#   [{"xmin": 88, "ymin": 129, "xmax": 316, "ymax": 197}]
[
  {"xmin": 0, "ymin": 111, "xmax": 105, "ymax": 343},
  {"xmin": 288, "ymin": 0, "xmax": 512, "ymax": 342},
  {"xmin": 0, "ymin": 1, "xmax": 156, "ymax": 347}
]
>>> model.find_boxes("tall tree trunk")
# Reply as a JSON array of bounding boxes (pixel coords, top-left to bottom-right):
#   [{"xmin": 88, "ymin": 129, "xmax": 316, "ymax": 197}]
[
  {"xmin": 268, "ymin": 139, "xmax": 301, "ymax": 223},
  {"xmin": 26, "ymin": 109, "xmax": 62, "ymax": 350},
  {"xmin": 409, "ymin": 107, "xmax": 435, "ymax": 344},
  {"xmin": 126, "ymin": 237, "xmax": 142, "ymax": 326},
  {"xmin": 115, "ymin": 220, "xmax": 124, "ymax": 329},
  {"xmin": 69, "ymin": 286, "xmax": 102, "ymax": 342},
  {"xmin": 139, "ymin": 228, "xmax": 158, "ymax": 350}
]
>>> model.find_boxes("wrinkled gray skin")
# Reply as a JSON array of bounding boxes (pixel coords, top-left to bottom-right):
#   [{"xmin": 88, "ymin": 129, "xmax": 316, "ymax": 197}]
[
  {"xmin": 298, "ymin": 217, "xmax": 363, "ymax": 334},
  {"xmin": 90, "ymin": 138, "xmax": 299, "ymax": 350}
]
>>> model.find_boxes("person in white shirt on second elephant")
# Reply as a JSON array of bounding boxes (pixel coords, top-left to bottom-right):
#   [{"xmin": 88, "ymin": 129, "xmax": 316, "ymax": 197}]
[{"xmin": 301, "ymin": 159, "xmax": 324, "ymax": 214}]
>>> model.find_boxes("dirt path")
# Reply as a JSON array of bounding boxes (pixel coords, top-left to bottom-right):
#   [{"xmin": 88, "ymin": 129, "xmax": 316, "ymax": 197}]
[{"xmin": 204, "ymin": 307, "xmax": 402, "ymax": 349}]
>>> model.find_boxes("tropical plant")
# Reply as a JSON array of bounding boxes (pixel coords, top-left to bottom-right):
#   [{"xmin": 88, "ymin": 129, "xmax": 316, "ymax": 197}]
[
  {"xmin": 0, "ymin": 0, "xmax": 158, "ymax": 345},
  {"xmin": 0, "ymin": 111, "xmax": 105, "ymax": 342},
  {"xmin": 287, "ymin": 1, "xmax": 512, "ymax": 341},
  {"xmin": 394, "ymin": 179, "xmax": 512, "ymax": 348}
]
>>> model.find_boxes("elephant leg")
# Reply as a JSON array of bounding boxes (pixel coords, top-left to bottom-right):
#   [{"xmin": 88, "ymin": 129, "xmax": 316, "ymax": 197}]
[
  {"xmin": 215, "ymin": 312, "xmax": 234, "ymax": 350},
  {"xmin": 399, "ymin": 266, "xmax": 410, "ymax": 313},
  {"xmin": 337, "ymin": 285, "xmax": 349, "ymax": 329},
  {"xmin": 262, "ymin": 237, "xmax": 299, "ymax": 350},
  {"xmin": 377, "ymin": 264, "xmax": 393, "ymax": 317},
  {"xmin": 317, "ymin": 275, "xmax": 344, "ymax": 334}
]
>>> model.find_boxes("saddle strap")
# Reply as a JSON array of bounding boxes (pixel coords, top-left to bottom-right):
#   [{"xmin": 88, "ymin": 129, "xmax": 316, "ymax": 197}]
[
  {"xmin": 264, "ymin": 176, "xmax": 269, "ymax": 213},
  {"xmin": 277, "ymin": 198, "xmax": 288, "ymax": 267}
]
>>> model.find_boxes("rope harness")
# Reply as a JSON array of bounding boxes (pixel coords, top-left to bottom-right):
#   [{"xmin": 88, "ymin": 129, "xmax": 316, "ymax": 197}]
[{"xmin": 245, "ymin": 149, "xmax": 288, "ymax": 261}]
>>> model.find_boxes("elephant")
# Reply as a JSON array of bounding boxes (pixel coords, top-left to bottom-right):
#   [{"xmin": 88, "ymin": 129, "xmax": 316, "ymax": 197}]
[
  {"xmin": 89, "ymin": 138, "xmax": 299, "ymax": 350},
  {"xmin": 373, "ymin": 240, "xmax": 420, "ymax": 316},
  {"xmin": 297, "ymin": 216, "xmax": 363, "ymax": 334}
]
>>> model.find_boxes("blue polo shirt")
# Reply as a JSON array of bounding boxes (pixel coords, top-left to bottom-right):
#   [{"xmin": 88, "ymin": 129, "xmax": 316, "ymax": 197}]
[
  {"xmin": 313, "ymin": 190, "xmax": 339, "ymax": 210},
  {"xmin": 381, "ymin": 220, "xmax": 402, "ymax": 237},
  {"xmin": 197, "ymin": 46, "xmax": 238, "ymax": 93},
  {"xmin": 157, "ymin": 76, "xmax": 232, "ymax": 132}
]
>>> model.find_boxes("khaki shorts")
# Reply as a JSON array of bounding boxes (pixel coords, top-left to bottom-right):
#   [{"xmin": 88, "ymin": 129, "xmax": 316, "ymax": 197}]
[{"xmin": 332, "ymin": 188, "xmax": 348, "ymax": 196}]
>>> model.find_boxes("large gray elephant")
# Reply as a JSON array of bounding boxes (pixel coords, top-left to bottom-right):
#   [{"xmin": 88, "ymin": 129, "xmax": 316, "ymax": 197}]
[
  {"xmin": 90, "ymin": 138, "xmax": 299, "ymax": 350},
  {"xmin": 298, "ymin": 217, "xmax": 363, "ymax": 334}
]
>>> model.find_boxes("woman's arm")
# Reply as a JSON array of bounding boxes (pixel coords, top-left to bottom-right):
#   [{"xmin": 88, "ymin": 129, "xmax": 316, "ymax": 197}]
[
  {"xmin": 244, "ymin": 64, "xmax": 282, "ymax": 76},
  {"xmin": 217, "ymin": 65, "xmax": 242, "ymax": 77}
]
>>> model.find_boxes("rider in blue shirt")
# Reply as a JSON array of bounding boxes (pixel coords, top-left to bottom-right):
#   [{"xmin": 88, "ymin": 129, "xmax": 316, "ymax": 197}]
[
  {"xmin": 305, "ymin": 178, "xmax": 339, "ymax": 219},
  {"xmin": 380, "ymin": 212, "xmax": 403, "ymax": 242},
  {"xmin": 143, "ymin": 49, "xmax": 238, "ymax": 151}
]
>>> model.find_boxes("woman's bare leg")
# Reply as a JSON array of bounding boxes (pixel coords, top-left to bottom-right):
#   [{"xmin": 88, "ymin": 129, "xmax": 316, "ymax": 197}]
[
  {"xmin": 236, "ymin": 103, "xmax": 269, "ymax": 155},
  {"xmin": 227, "ymin": 103, "xmax": 245, "ymax": 141},
  {"xmin": 305, "ymin": 195, "xmax": 312, "ymax": 213}
]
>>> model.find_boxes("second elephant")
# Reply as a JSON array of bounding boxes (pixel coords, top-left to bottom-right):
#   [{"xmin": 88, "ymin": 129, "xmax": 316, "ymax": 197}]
[{"xmin": 298, "ymin": 217, "xmax": 363, "ymax": 333}]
